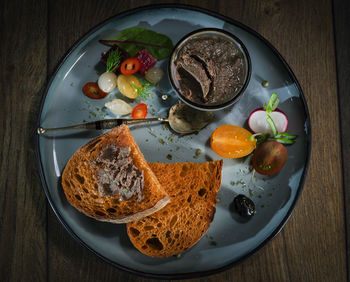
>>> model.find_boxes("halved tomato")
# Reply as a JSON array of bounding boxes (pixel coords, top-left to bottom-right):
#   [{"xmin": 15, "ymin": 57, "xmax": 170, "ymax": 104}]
[
  {"xmin": 120, "ymin": 58, "xmax": 141, "ymax": 75},
  {"xmin": 132, "ymin": 103, "xmax": 148, "ymax": 119},
  {"xmin": 82, "ymin": 82, "xmax": 107, "ymax": 99},
  {"xmin": 210, "ymin": 125, "xmax": 256, "ymax": 158}
]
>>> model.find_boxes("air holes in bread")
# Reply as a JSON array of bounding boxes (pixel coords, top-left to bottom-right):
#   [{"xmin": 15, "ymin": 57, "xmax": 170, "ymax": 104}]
[
  {"xmin": 162, "ymin": 210, "xmax": 168, "ymax": 216},
  {"xmin": 146, "ymin": 238, "xmax": 163, "ymax": 251},
  {"xmin": 198, "ymin": 188, "xmax": 206, "ymax": 196},
  {"xmin": 180, "ymin": 165, "xmax": 189, "ymax": 177},
  {"xmin": 144, "ymin": 226, "xmax": 154, "ymax": 231},
  {"xmin": 129, "ymin": 227, "xmax": 140, "ymax": 237},
  {"xmin": 95, "ymin": 211, "xmax": 106, "ymax": 217},
  {"xmin": 83, "ymin": 188, "xmax": 89, "ymax": 194},
  {"xmin": 157, "ymin": 223, "xmax": 162, "ymax": 227},
  {"xmin": 187, "ymin": 195, "xmax": 192, "ymax": 202},
  {"xmin": 165, "ymin": 231, "xmax": 171, "ymax": 238},
  {"xmin": 107, "ymin": 208, "xmax": 116, "ymax": 213},
  {"xmin": 75, "ymin": 194, "xmax": 81, "ymax": 201},
  {"xmin": 75, "ymin": 174, "xmax": 85, "ymax": 184},
  {"xmin": 64, "ymin": 180, "xmax": 70, "ymax": 188}
]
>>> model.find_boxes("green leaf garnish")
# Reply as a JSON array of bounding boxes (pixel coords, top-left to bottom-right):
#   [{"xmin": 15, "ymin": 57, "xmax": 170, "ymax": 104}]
[
  {"xmin": 100, "ymin": 27, "xmax": 174, "ymax": 60},
  {"xmin": 266, "ymin": 114, "xmax": 278, "ymax": 137},
  {"xmin": 249, "ymin": 133, "xmax": 270, "ymax": 144},
  {"xmin": 106, "ymin": 49, "xmax": 121, "ymax": 72},
  {"xmin": 275, "ymin": 132, "xmax": 298, "ymax": 140},
  {"xmin": 264, "ymin": 92, "xmax": 279, "ymax": 113},
  {"xmin": 275, "ymin": 137, "xmax": 295, "ymax": 144},
  {"xmin": 130, "ymin": 81, "xmax": 153, "ymax": 99}
]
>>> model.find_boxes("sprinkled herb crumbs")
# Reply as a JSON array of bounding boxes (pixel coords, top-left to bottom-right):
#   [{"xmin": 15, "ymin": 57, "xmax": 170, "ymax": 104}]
[
  {"xmin": 210, "ymin": 241, "xmax": 217, "ymax": 246},
  {"xmin": 176, "ymin": 253, "xmax": 181, "ymax": 259},
  {"xmin": 249, "ymin": 189, "xmax": 254, "ymax": 197},
  {"xmin": 193, "ymin": 149, "xmax": 202, "ymax": 159},
  {"xmin": 166, "ymin": 154, "xmax": 172, "ymax": 160},
  {"xmin": 262, "ymin": 80, "xmax": 269, "ymax": 87},
  {"xmin": 176, "ymin": 146, "xmax": 180, "ymax": 151},
  {"xmin": 70, "ymin": 82, "xmax": 74, "ymax": 87},
  {"xmin": 216, "ymin": 197, "xmax": 221, "ymax": 203},
  {"xmin": 159, "ymin": 139, "xmax": 165, "ymax": 144},
  {"xmin": 145, "ymin": 139, "xmax": 149, "ymax": 142}
]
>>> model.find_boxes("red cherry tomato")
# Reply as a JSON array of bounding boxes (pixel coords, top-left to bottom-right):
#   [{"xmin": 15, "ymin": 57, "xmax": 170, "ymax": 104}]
[
  {"xmin": 120, "ymin": 58, "xmax": 141, "ymax": 75},
  {"xmin": 132, "ymin": 103, "xmax": 148, "ymax": 119},
  {"xmin": 82, "ymin": 82, "xmax": 107, "ymax": 99},
  {"xmin": 252, "ymin": 140, "xmax": 288, "ymax": 175}
]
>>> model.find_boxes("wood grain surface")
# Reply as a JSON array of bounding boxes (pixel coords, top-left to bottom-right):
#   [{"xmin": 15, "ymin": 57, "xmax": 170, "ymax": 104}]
[{"xmin": 0, "ymin": 0, "xmax": 347, "ymax": 281}]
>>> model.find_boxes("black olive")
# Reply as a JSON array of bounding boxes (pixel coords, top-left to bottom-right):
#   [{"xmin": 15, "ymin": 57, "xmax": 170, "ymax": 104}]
[{"xmin": 233, "ymin": 194, "xmax": 256, "ymax": 218}]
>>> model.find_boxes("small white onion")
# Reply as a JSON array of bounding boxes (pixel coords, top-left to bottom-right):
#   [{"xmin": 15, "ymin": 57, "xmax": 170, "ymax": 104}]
[
  {"xmin": 105, "ymin": 99, "xmax": 132, "ymax": 116},
  {"xmin": 145, "ymin": 67, "xmax": 164, "ymax": 84},
  {"xmin": 98, "ymin": 71, "xmax": 118, "ymax": 93}
]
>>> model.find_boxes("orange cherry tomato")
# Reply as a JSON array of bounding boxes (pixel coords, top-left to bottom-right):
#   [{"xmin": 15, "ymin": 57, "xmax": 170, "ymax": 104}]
[
  {"xmin": 210, "ymin": 125, "xmax": 256, "ymax": 158},
  {"xmin": 82, "ymin": 82, "xmax": 107, "ymax": 99},
  {"xmin": 132, "ymin": 103, "xmax": 148, "ymax": 119},
  {"xmin": 120, "ymin": 58, "xmax": 141, "ymax": 75}
]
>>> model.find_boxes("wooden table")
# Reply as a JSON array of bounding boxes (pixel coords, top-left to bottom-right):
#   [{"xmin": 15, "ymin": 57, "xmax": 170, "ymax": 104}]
[{"xmin": 1, "ymin": 0, "xmax": 349, "ymax": 281}]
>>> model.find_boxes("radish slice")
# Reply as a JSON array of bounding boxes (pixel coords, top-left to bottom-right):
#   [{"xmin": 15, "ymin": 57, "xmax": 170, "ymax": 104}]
[{"xmin": 248, "ymin": 107, "xmax": 288, "ymax": 135}]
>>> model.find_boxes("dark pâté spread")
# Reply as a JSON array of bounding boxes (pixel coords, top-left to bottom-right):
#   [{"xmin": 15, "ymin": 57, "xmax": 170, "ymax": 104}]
[
  {"xmin": 91, "ymin": 143, "xmax": 144, "ymax": 202},
  {"xmin": 174, "ymin": 35, "xmax": 246, "ymax": 105}
]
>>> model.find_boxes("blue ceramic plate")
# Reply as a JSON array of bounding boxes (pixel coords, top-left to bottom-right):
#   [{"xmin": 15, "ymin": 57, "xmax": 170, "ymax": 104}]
[{"xmin": 35, "ymin": 4, "xmax": 311, "ymax": 279}]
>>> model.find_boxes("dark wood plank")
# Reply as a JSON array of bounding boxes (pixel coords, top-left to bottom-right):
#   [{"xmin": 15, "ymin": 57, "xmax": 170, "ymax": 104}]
[
  {"xmin": 333, "ymin": 0, "xmax": 350, "ymax": 278},
  {"xmin": 0, "ymin": 0, "xmax": 48, "ymax": 281}
]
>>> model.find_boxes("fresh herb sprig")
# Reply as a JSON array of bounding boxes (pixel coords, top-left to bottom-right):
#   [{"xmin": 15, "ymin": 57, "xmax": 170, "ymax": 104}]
[
  {"xmin": 131, "ymin": 79, "xmax": 154, "ymax": 100},
  {"xmin": 106, "ymin": 49, "xmax": 122, "ymax": 72},
  {"xmin": 249, "ymin": 93, "xmax": 297, "ymax": 144}
]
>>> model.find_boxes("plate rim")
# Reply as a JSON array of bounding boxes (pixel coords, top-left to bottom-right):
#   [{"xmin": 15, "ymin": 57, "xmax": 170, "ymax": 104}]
[{"xmin": 34, "ymin": 3, "xmax": 312, "ymax": 279}]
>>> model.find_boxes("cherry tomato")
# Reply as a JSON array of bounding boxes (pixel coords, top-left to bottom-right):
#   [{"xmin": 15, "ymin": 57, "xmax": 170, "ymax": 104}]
[
  {"xmin": 252, "ymin": 140, "xmax": 288, "ymax": 175},
  {"xmin": 120, "ymin": 58, "xmax": 141, "ymax": 75},
  {"xmin": 210, "ymin": 125, "xmax": 256, "ymax": 158},
  {"xmin": 82, "ymin": 82, "xmax": 107, "ymax": 99},
  {"xmin": 132, "ymin": 103, "xmax": 148, "ymax": 119}
]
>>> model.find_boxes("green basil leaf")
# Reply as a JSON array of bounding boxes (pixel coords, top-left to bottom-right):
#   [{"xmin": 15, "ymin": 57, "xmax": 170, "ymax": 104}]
[{"xmin": 102, "ymin": 27, "xmax": 174, "ymax": 60}]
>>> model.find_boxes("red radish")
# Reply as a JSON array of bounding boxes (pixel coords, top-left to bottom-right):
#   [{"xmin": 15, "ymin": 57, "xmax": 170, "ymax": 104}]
[
  {"xmin": 248, "ymin": 93, "xmax": 288, "ymax": 136},
  {"xmin": 248, "ymin": 107, "xmax": 288, "ymax": 135}
]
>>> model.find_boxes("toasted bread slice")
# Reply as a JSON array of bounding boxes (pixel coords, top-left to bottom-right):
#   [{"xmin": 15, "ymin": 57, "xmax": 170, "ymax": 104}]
[
  {"xmin": 61, "ymin": 124, "xmax": 170, "ymax": 223},
  {"xmin": 126, "ymin": 160, "xmax": 223, "ymax": 257}
]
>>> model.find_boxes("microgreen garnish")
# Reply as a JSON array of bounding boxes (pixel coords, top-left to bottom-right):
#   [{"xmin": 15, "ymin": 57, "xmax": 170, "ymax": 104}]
[
  {"xmin": 264, "ymin": 92, "xmax": 279, "ymax": 113},
  {"xmin": 106, "ymin": 49, "xmax": 121, "ymax": 72},
  {"xmin": 130, "ymin": 80, "xmax": 154, "ymax": 99},
  {"xmin": 266, "ymin": 114, "xmax": 278, "ymax": 137},
  {"xmin": 250, "ymin": 93, "xmax": 298, "ymax": 145}
]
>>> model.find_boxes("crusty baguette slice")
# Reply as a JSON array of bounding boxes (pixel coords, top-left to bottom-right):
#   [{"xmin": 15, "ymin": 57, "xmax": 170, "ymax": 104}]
[
  {"xmin": 61, "ymin": 124, "xmax": 170, "ymax": 223},
  {"xmin": 126, "ymin": 160, "xmax": 223, "ymax": 257}
]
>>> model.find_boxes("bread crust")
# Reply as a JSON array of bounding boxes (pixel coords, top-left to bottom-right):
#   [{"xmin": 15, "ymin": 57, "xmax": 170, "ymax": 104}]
[
  {"xmin": 61, "ymin": 125, "xmax": 170, "ymax": 223},
  {"xmin": 127, "ymin": 160, "xmax": 223, "ymax": 257}
]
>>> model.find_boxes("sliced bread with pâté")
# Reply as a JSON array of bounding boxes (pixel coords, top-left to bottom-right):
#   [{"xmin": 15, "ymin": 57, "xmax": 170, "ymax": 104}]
[
  {"xmin": 126, "ymin": 160, "xmax": 223, "ymax": 257},
  {"xmin": 61, "ymin": 124, "xmax": 170, "ymax": 223}
]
